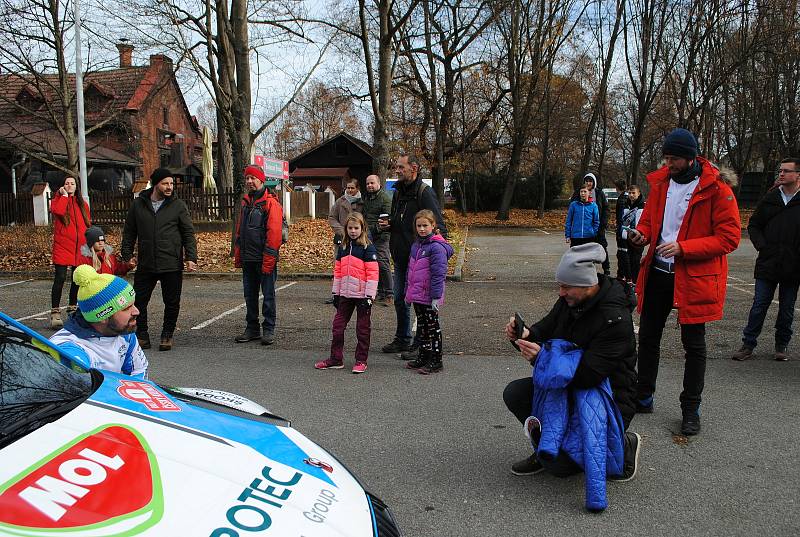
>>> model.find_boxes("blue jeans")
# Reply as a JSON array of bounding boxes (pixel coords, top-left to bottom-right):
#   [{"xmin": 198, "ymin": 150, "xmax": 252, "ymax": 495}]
[
  {"xmin": 242, "ymin": 261, "xmax": 277, "ymax": 335},
  {"xmin": 392, "ymin": 264, "xmax": 415, "ymax": 345},
  {"xmin": 742, "ymin": 279, "xmax": 799, "ymax": 350}
]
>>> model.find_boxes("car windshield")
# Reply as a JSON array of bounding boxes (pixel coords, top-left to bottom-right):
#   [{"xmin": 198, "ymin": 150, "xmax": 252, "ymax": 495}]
[{"xmin": 0, "ymin": 316, "xmax": 99, "ymax": 448}]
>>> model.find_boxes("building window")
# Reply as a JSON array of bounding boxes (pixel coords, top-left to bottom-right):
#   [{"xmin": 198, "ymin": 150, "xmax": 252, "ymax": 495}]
[{"xmin": 163, "ymin": 107, "xmax": 169, "ymax": 128}]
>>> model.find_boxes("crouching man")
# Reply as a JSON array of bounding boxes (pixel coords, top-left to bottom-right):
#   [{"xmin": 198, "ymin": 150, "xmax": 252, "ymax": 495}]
[
  {"xmin": 502, "ymin": 244, "xmax": 640, "ymax": 508},
  {"xmin": 50, "ymin": 264, "xmax": 148, "ymax": 377}
]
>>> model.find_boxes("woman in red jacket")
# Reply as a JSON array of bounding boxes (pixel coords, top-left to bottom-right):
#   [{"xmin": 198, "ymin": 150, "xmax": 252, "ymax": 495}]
[{"xmin": 49, "ymin": 176, "xmax": 91, "ymax": 328}]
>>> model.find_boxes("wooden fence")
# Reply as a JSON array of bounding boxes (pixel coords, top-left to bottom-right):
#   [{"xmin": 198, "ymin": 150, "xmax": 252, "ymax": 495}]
[
  {"xmin": 1, "ymin": 187, "xmax": 329, "ymax": 226},
  {"xmin": 0, "ymin": 192, "xmax": 35, "ymax": 225}
]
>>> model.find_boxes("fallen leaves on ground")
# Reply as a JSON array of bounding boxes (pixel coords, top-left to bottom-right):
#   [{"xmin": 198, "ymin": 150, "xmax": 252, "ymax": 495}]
[
  {"xmin": 444, "ymin": 207, "xmax": 753, "ymax": 230},
  {"xmin": 0, "ymin": 218, "xmax": 466, "ymax": 275}
]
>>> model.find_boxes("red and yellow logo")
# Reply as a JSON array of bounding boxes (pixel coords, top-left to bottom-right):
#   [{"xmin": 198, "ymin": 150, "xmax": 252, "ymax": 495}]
[{"xmin": 0, "ymin": 424, "xmax": 163, "ymax": 536}]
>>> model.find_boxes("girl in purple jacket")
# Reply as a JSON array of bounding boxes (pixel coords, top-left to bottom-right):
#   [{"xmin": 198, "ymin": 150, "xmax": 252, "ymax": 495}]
[{"xmin": 404, "ymin": 210, "xmax": 454, "ymax": 374}]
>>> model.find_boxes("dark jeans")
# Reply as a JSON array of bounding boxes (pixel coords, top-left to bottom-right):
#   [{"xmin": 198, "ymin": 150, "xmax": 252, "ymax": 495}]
[
  {"xmin": 742, "ymin": 279, "xmax": 799, "ymax": 350},
  {"xmin": 594, "ymin": 232, "xmax": 611, "ymax": 274},
  {"xmin": 636, "ymin": 268, "xmax": 707, "ymax": 412},
  {"xmin": 503, "ymin": 378, "xmax": 583, "ymax": 477},
  {"xmin": 134, "ymin": 270, "xmax": 183, "ymax": 337},
  {"xmin": 616, "ymin": 246, "xmax": 642, "ymax": 283},
  {"xmin": 569, "ymin": 237, "xmax": 595, "ymax": 247},
  {"xmin": 51, "ymin": 265, "xmax": 78, "ymax": 308},
  {"xmin": 413, "ymin": 303, "xmax": 442, "ymax": 361},
  {"xmin": 242, "ymin": 261, "xmax": 277, "ymax": 335},
  {"xmin": 392, "ymin": 263, "xmax": 415, "ymax": 345},
  {"xmin": 373, "ymin": 236, "xmax": 393, "ymax": 297},
  {"xmin": 330, "ymin": 297, "xmax": 371, "ymax": 362}
]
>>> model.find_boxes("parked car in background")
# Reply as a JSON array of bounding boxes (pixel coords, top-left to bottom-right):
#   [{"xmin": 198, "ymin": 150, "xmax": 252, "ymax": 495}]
[{"xmin": 0, "ymin": 311, "xmax": 401, "ymax": 537}]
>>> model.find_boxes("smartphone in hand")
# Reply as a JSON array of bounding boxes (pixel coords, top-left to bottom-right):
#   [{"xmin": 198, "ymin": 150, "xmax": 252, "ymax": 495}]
[{"xmin": 511, "ymin": 312, "xmax": 526, "ymax": 351}]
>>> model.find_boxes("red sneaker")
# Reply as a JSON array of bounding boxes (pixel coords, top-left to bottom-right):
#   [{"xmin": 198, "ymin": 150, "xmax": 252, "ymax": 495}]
[
  {"xmin": 352, "ymin": 362, "xmax": 368, "ymax": 374},
  {"xmin": 314, "ymin": 359, "xmax": 344, "ymax": 370}
]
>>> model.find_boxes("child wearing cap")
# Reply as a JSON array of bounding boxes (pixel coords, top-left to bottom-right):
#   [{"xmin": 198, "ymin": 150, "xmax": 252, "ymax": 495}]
[
  {"xmin": 50, "ymin": 265, "xmax": 148, "ymax": 377},
  {"xmin": 79, "ymin": 225, "xmax": 136, "ymax": 276}
]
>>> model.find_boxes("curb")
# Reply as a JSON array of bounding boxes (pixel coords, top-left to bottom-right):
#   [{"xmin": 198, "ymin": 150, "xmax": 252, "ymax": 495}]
[{"xmin": 451, "ymin": 226, "xmax": 468, "ymax": 282}]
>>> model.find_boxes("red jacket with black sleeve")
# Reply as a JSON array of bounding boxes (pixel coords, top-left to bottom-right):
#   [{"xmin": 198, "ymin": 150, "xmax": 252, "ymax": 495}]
[
  {"xmin": 234, "ymin": 186, "xmax": 283, "ymax": 274},
  {"xmin": 634, "ymin": 157, "xmax": 741, "ymax": 324}
]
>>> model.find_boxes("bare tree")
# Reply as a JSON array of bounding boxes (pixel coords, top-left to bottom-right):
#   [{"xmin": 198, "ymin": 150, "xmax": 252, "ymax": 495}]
[{"xmin": 0, "ymin": 0, "xmax": 123, "ymax": 178}]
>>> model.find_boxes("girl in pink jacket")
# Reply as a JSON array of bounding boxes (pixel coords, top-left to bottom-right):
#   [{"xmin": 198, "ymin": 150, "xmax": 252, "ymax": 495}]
[{"xmin": 315, "ymin": 212, "xmax": 379, "ymax": 374}]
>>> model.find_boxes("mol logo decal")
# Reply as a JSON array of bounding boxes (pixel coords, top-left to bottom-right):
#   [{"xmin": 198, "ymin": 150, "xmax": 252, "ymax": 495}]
[
  {"xmin": 0, "ymin": 424, "xmax": 163, "ymax": 536},
  {"xmin": 118, "ymin": 380, "xmax": 180, "ymax": 412}
]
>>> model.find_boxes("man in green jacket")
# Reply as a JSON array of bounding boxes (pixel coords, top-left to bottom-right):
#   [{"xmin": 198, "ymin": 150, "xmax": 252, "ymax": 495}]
[
  {"xmin": 362, "ymin": 174, "xmax": 393, "ymax": 305},
  {"xmin": 121, "ymin": 168, "xmax": 198, "ymax": 351}
]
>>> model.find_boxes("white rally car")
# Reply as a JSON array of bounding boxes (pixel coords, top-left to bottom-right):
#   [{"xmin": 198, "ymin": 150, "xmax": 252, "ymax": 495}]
[{"xmin": 0, "ymin": 312, "xmax": 401, "ymax": 537}]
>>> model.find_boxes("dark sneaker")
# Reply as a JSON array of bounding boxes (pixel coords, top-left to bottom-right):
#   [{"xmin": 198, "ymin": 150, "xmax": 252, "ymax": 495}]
[
  {"xmin": 609, "ymin": 432, "xmax": 641, "ymax": 482},
  {"xmin": 511, "ymin": 454, "xmax": 544, "ymax": 476},
  {"xmin": 774, "ymin": 347, "xmax": 789, "ymax": 361},
  {"xmin": 406, "ymin": 357, "xmax": 427, "ymax": 370},
  {"xmin": 382, "ymin": 339, "xmax": 411, "ymax": 353},
  {"xmin": 159, "ymin": 336, "xmax": 173, "ymax": 351},
  {"xmin": 235, "ymin": 330, "xmax": 260, "ymax": 343},
  {"xmin": 418, "ymin": 361, "xmax": 443, "ymax": 375},
  {"xmin": 635, "ymin": 396, "xmax": 654, "ymax": 414},
  {"xmin": 681, "ymin": 412, "xmax": 701, "ymax": 436},
  {"xmin": 399, "ymin": 343, "xmax": 420, "ymax": 360},
  {"xmin": 261, "ymin": 333, "xmax": 275, "ymax": 346},
  {"xmin": 137, "ymin": 331, "xmax": 151, "ymax": 349},
  {"xmin": 732, "ymin": 345, "xmax": 754, "ymax": 361}
]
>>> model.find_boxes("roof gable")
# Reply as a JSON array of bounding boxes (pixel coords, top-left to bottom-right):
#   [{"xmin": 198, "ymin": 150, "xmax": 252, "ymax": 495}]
[{"xmin": 289, "ymin": 131, "xmax": 373, "ymax": 165}]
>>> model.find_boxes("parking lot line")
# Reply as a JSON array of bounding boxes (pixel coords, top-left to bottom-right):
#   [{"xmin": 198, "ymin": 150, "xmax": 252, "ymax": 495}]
[
  {"xmin": 16, "ymin": 309, "xmax": 52, "ymax": 321},
  {"xmin": 0, "ymin": 278, "xmax": 34, "ymax": 288},
  {"xmin": 191, "ymin": 281, "xmax": 298, "ymax": 330}
]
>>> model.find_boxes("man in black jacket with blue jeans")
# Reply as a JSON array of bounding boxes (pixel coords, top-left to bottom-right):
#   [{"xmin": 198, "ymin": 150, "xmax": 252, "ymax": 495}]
[
  {"xmin": 732, "ymin": 157, "xmax": 800, "ymax": 362},
  {"xmin": 377, "ymin": 154, "xmax": 447, "ymax": 355}
]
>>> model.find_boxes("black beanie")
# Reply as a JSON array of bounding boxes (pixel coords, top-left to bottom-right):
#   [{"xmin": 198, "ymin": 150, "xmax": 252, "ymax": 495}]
[
  {"xmin": 84, "ymin": 225, "xmax": 105, "ymax": 247},
  {"xmin": 150, "ymin": 167, "xmax": 173, "ymax": 184},
  {"xmin": 662, "ymin": 128, "xmax": 698, "ymax": 160}
]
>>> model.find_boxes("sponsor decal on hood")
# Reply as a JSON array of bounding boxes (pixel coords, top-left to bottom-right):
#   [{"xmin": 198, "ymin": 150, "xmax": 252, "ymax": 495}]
[{"xmin": 0, "ymin": 424, "xmax": 163, "ymax": 536}]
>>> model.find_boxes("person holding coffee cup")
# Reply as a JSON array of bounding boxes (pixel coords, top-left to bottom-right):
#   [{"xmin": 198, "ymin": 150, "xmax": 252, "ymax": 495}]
[{"xmin": 363, "ymin": 175, "xmax": 394, "ymax": 306}]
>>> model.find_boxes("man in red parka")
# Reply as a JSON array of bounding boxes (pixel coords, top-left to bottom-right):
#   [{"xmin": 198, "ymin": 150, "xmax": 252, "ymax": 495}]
[
  {"xmin": 233, "ymin": 165, "xmax": 284, "ymax": 345},
  {"xmin": 629, "ymin": 128, "xmax": 740, "ymax": 436}
]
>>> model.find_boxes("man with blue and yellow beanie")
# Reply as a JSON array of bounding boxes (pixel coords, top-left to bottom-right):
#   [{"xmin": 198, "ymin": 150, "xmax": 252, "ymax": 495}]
[{"xmin": 50, "ymin": 265, "xmax": 149, "ymax": 377}]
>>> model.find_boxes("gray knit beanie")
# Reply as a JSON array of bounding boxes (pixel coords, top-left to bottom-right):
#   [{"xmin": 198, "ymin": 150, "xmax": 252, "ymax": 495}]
[{"xmin": 555, "ymin": 243, "xmax": 606, "ymax": 286}]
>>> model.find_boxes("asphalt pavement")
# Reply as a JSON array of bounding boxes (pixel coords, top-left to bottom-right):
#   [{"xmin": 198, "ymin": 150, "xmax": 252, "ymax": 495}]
[{"xmin": 1, "ymin": 229, "xmax": 798, "ymax": 536}]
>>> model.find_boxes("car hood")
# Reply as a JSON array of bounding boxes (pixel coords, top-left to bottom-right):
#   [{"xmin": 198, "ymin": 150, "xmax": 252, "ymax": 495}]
[{"xmin": 0, "ymin": 372, "xmax": 375, "ymax": 536}]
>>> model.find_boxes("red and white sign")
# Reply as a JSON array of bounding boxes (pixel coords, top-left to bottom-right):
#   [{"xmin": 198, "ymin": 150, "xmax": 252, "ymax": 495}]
[
  {"xmin": 254, "ymin": 155, "xmax": 289, "ymax": 181},
  {"xmin": 118, "ymin": 380, "xmax": 180, "ymax": 412},
  {"xmin": 0, "ymin": 425, "xmax": 161, "ymax": 533}
]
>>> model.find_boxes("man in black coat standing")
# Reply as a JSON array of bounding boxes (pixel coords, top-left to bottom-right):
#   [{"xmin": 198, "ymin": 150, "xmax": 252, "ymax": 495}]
[
  {"xmin": 502, "ymin": 243, "xmax": 639, "ymax": 478},
  {"xmin": 121, "ymin": 168, "xmax": 197, "ymax": 352},
  {"xmin": 377, "ymin": 154, "xmax": 447, "ymax": 354},
  {"xmin": 732, "ymin": 157, "xmax": 800, "ymax": 362}
]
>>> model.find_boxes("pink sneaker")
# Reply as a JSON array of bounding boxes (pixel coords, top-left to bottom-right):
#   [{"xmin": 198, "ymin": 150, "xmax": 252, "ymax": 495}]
[
  {"xmin": 315, "ymin": 359, "xmax": 344, "ymax": 370},
  {"xmin": 352, "ymin": 362, "xmax": 368, "ymax": 374}
]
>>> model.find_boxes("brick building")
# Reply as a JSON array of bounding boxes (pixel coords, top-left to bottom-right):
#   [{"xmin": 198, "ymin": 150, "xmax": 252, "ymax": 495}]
[{"xmin": 0, "ymin": 44, "xmax": 202, "ymax": 193}]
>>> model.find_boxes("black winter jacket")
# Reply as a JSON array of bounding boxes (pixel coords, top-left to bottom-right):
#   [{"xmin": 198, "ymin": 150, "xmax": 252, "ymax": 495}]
[
  {"xmin": 121, "ymin": 188, "xmax": 197, "ymax": 273},
  {"xmin": 388, "ymin": 178, "xmax": 447, "ymax": 268},
  {"xmin": 525, "ymin": 275, "xmax": 638, "ymax": 428},
  {"xmin": 748, "ymin": 187, "xmax": 800, "ymax": 283}
]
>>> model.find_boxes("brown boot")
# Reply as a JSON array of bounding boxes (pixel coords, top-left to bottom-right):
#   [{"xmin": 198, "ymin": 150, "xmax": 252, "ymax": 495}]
[
  {"xmin": 159, "ymin": 335, "xmax": 173, "ymax": 351},
  {"xmin": 731, "ymin": 345, "xmax": 753, "ymax": 361},
  {"xmin": 49, "ymin": 308, "xmax": 63, "ymax": 329}
]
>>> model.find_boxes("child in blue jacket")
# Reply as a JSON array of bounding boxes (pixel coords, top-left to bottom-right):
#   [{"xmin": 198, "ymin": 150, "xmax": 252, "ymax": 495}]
[{"xmin": 565, "ymin": 187, "xmax": 599, "ymax": 247}]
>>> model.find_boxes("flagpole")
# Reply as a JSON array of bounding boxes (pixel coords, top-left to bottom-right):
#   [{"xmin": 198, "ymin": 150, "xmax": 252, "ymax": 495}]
[{"xmin": 73, "ymin": 0, "xmax": 89, "ymax": 206}]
